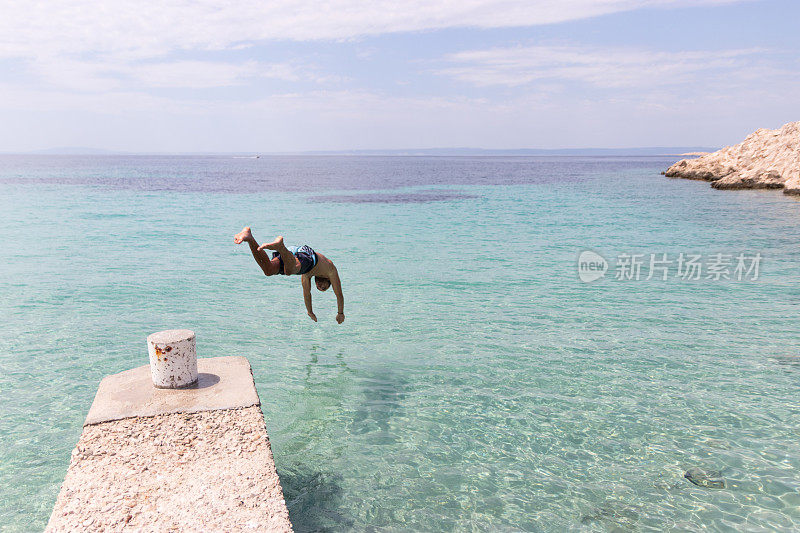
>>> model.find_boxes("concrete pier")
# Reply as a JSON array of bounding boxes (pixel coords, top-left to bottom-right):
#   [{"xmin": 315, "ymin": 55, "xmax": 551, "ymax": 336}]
[{"xmin": 46, "ymin": 356, "xmax": 293, "ymax": 532}]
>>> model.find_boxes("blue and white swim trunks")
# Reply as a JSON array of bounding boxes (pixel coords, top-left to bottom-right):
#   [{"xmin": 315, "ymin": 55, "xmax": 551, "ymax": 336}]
[{"xmin": 273, "ymin": 245, "xmax": 317, "ymax": 275}]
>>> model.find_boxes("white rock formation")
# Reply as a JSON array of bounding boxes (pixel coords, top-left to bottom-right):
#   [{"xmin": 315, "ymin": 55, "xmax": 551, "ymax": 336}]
[{"xmin": 665, "ymin": 121, "xmax": 800, "ymax": 195}]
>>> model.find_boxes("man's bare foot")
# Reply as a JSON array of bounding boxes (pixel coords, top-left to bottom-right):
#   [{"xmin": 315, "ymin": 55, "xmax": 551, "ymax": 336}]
[
  {"xmin": 234, "ymin": 227, "xmax": 252, "ymax": 244},
  {"xmin": 257, "ymin": 235, "xmax": 284, "ymax": 251}
]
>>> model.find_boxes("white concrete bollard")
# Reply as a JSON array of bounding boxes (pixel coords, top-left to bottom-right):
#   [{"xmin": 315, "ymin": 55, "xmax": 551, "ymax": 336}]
[{"xmin": 147, "ymin": 329, "xmax": 198, "ymax": 389}]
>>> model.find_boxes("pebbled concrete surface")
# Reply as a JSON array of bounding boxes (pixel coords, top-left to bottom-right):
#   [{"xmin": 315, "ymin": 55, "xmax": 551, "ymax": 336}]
[
  {"xmin": 47, "ymin": 356, "xmax": 292, "ymax": 532},
  {"xmin": 46, "ymin": 406, "xmax": 292, "ymax": 532},
  {"xmin": 84, "ymin": 356, "xmax": 260, "ymax": 426}
]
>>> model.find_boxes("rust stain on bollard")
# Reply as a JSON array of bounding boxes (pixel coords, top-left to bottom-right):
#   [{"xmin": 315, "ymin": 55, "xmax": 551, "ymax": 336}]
[{"xmin": 147, "ymin": 329, "xmax": 198, "ymax": 389}]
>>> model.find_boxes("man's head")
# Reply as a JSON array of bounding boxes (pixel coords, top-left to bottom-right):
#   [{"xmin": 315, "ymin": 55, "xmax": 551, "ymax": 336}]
[{"xmin": 315, "ymin": 276, "xmax": 331, "ymax": 291}]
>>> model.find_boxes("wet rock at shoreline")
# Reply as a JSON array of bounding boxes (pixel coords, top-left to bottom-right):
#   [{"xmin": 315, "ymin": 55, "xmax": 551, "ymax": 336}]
[{"xmin": 665, "ymin": 121, "xmax": 800, "ymax": 195}]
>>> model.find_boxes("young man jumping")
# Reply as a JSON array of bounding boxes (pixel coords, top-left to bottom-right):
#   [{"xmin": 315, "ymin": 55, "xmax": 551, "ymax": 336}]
[{"xmin": 234, "ymin": 227, "xmax": 345, "ymax": 324}]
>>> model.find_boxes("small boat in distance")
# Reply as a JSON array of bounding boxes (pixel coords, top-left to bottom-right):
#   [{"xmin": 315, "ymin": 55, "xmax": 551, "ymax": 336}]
[{"xmin": 232, "ymin": 155, "xmax": 260, "ymax": 159}]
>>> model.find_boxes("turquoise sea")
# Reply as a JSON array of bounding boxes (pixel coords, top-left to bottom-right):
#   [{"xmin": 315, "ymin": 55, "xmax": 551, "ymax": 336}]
[{"xmin": 1, "ymin": 155, "xmax": 799, "ymax": 532}]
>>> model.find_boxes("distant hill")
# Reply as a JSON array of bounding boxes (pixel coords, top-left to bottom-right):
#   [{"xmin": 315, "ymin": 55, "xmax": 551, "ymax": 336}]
[
  {"xmin": 8, "ymin": 146, "xmax": 718, "ymax": 156},
  {"xmin": 26, "ymin": 147, "xmax": 125, "ymax": 155},
  {"xmin": 300, "ymin": 147, "xmax": 719, "ymax": 156}
]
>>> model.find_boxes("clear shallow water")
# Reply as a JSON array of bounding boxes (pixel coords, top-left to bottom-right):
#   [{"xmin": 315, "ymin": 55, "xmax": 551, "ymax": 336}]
[{"xmin": 1, "ymin": 155, "xmax": 799, "ymax": 532}]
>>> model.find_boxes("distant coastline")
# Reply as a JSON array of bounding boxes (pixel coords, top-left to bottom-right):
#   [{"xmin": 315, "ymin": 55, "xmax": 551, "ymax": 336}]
[{"xmin": 4, "ymin": 146, "xmax": 719, "ymax": 157}]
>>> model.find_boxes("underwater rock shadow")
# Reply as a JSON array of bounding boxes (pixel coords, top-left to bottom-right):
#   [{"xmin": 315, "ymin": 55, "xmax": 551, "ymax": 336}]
[
  {"xmin": 308, "ymin": 191, "xmax": 479, "ymax": 204},
  {"xmin": 580, "ymin": 500, "xmax": 642, "ymax": 530},
  {"xmin": 767, "ymin": 354, "xmax": 800, "ymax": 371},
  {"xmin": 351, "ymin": 368, "xmax": 409, "ymax": 438},
  {"xmin": 278, "ymin": 466, "xmax": 353, "ymax": 533}
]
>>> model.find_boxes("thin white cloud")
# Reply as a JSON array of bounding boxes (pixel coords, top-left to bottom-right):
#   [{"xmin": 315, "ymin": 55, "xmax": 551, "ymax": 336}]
[
  {"xmin": 132, "ymin": 61, "xmax": 300, "ymax": 88},
  {"xmin": 26, "ymin": 58, "xmax": 307, "ymax": 90},
  {"xmin": 0, "ymin": 83, "xmax": 185, "ymax": 113},
  {"xmin": 0, "ymin": 82, "xmax": 489, "ymax": 117},
  {"xmin": 438, "ymin": 45, "xmax": 781, "ymax": 89},
  {"xmin": 0, "ymin": 1, "xmax": 745, "ymax": 61}
]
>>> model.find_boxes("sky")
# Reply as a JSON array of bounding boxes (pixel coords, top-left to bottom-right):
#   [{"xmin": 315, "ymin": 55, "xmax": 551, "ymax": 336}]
[{"xmin": 0, "ymin": 0, "xmax": 798, "ymax": 152}]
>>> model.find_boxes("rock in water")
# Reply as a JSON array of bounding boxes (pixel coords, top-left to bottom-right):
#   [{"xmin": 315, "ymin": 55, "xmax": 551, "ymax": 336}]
[
  {"xmin": 665, "ymin": 121, "xmax": 800, "ymax": 195},
  {"xmin": 684, "ymin": 467, "xmax": 725, "ymax": 489}
]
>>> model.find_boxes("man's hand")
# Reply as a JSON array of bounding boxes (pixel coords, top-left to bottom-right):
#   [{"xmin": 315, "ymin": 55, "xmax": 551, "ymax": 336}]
[
  {"xmin": 336, "ymin": 312, "xmax": 345, "ymax": 324},
  {"xmin": 308, "ymin": 311, "xmax": 317, "ymax": 322}
]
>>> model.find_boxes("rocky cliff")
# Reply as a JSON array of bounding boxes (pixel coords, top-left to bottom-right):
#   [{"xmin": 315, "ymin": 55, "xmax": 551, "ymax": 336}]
[{"xmin": 665, "ymin": 122, "xmax": 800, "ymax": 195}]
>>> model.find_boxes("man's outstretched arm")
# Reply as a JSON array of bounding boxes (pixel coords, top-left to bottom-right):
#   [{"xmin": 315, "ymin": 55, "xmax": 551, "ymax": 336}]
[
  {"xmin": 301, "ymin": 275, "xmax": 316, "ymax": 322},
  {"xmin": 331, "ymin": 269, "xmax": 345, "ymax": 324}
]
